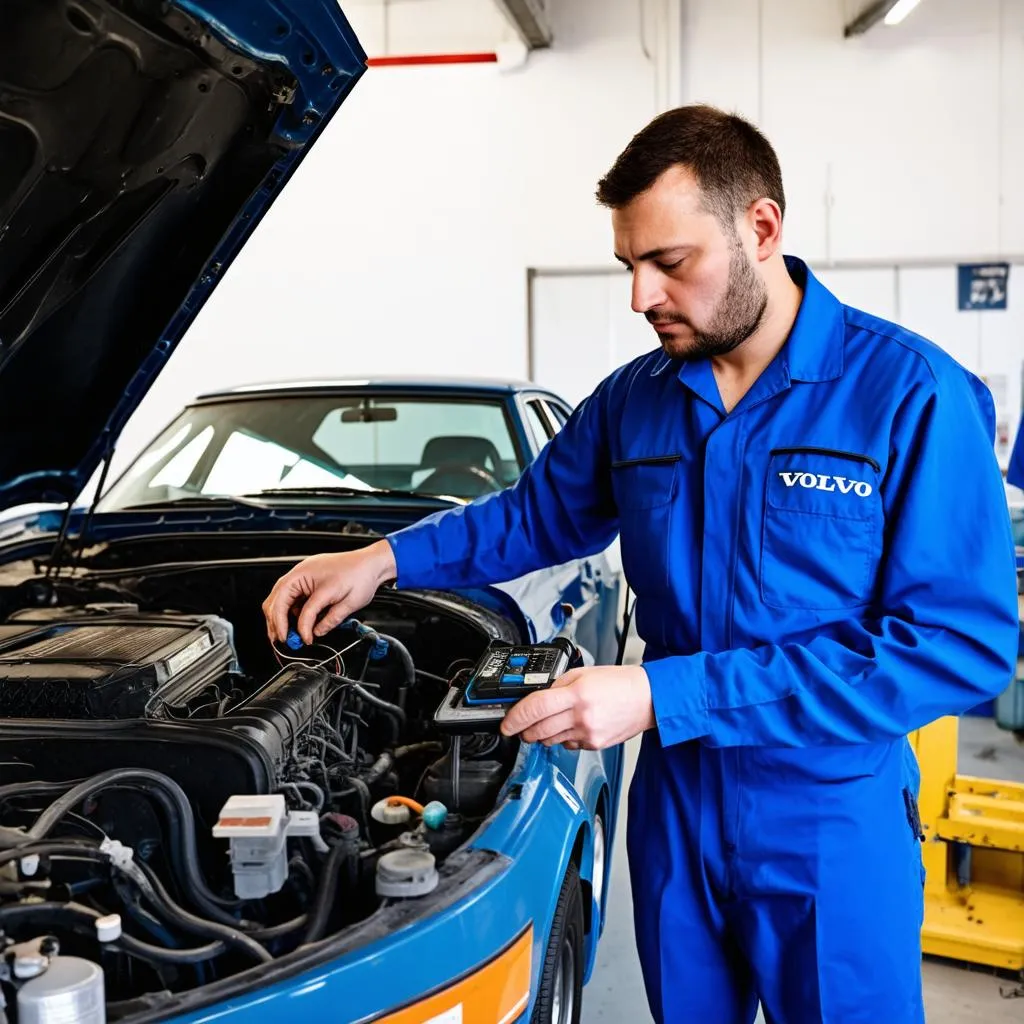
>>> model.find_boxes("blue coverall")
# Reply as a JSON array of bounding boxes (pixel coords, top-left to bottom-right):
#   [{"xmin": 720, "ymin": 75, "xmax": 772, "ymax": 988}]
[{"xmin": 386, "ymin": 257, "xmax": 1019, "ymax": 1023}]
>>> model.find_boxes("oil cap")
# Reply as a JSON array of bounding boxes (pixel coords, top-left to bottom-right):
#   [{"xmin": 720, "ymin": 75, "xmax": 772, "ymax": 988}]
[{"xmin": 375, "ymin": 848, "xmax": 438, "ymax": 898}]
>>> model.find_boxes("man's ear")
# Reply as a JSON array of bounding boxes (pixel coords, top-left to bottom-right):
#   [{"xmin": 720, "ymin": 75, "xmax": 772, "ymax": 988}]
[{"xmin": 747, "ymin": 197, "xmax": 783, "ymax": 261}]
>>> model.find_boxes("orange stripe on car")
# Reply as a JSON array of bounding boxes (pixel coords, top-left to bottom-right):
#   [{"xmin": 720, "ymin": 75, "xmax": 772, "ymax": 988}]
[{"xmin": 373, "ymin": 925, "xmax": 532, "ymax": 1023}]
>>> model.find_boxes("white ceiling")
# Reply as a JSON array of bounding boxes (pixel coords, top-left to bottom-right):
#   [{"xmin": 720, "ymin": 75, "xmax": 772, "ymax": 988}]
[{"xmin": 342, "ymin": 0, "xmax": 524, "ymax": 57}]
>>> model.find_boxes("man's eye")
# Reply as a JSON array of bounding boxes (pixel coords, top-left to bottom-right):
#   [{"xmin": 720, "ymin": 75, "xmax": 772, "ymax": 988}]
[{"xmin": 658, "ymin": 259, "xmax": 683, "ymax": 271}]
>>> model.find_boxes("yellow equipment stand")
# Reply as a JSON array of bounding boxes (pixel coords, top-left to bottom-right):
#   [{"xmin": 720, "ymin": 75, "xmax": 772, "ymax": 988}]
[{"xmin": 911, "ymin": 716, "xmax": 1024, "ymax": 970}]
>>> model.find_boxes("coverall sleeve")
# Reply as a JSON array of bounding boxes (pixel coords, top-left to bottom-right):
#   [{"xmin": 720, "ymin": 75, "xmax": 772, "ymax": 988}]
[
  {"xmin": 644, "ymin": 367, "xmax": 1020, "ymax": 748},
  {"xmin": 385, "ymin": 386, "xmax": 619, "ymax": 591}
]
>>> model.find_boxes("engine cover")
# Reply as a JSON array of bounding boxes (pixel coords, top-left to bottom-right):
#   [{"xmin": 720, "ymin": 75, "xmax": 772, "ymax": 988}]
[{"xmin": 0, "ymin": 607, "xmax": 235, "ymax": 719}]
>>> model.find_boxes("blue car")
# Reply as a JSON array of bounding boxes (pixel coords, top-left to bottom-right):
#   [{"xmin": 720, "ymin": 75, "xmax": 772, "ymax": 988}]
[{"xmin": 0, "ymin": 3, "xmax": 625, "ymax": 1022}]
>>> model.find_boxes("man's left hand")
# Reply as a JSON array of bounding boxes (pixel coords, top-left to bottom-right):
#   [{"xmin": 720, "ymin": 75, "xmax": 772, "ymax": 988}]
[{"xmin": 499, "ymin": 665, "xmax": 656, "ymax": 750}]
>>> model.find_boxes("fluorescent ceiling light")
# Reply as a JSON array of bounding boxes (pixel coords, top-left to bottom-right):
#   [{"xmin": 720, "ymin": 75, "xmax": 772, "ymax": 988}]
[{"xmin": 884, "ymin": 0, "xmax": 924, "ymax": 25}]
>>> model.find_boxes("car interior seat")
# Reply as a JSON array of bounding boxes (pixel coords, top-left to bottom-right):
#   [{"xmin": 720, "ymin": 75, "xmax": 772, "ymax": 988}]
[{"xmin": 413, "ymin": 435, "xmax": 506, "ymax": 496}]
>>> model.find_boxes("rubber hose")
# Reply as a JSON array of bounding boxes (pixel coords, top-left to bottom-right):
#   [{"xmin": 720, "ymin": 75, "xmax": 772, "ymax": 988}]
[
  {"xmin": 0, "ymin": 780, "xmax": 85, "ymax": 803},
  {"xmin": 394, "ymin": 742, "xmax": 443, "ymax": 759},
  {"xmin": 129, "ymin": 860, "xmax": 271, "ymax": 964},
  {"xmin": 377, "ymin": 633, "xmax": 415, "ymax": 689},
  {"xmin": 350, "ymin": 684, "xmax": 405, "ymax": 745},
  {"xmin": 3, "ymin": 769, "xmax": 245, "ymax": 922},
  {"xmin": 349, "ymin": 684, "xmax": 406, "ymax": 727},
  {"xmin": 122, "ymin": 781, "xmax": 241, "ymax": 913},
  {"xmin": 363, "ymin": 751, "xmax": 394, "ymax": 787},
  {"xmin": 301, "ymin": 842, "xmax": 350, "ymax": 945},
  {"xmin": 0, "ymin": 841, "xmax": 268, "ymax": 964},
  {"xmin": 0, "ymin": 840, "xmax": 106, "ymax": 870},
  {"xmin": 113, "ymin": 880, "xmax": 210, "ymax": 984},
  {"xmin": 118, "ymin": 781, "xmax": 246, "ymax": 923},
  {"xmin": 0, "ymin": 901, "xmax": 227, "ymax": 965},
  {"xmin": 248, "ymin": 915, "xmax": 308, "ymax": 941}
]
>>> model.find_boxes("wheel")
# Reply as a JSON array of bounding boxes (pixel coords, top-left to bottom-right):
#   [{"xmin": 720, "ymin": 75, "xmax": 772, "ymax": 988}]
[
  {"xmin": 591, "ymin": 813, "xmax": 607, "ymax": 926},
  {"xmin": 531, "ymin": 861, "xmax": 585, "ymax": 1024}
]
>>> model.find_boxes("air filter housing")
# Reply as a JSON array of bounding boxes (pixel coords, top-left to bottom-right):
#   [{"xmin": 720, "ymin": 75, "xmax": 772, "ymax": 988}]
[{"xmin": 0, "ymin": 608, "xmax": 235, "ymax": 719}]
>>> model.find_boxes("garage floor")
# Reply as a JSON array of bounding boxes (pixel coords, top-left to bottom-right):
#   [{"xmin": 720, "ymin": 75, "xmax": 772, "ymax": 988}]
[{"xmin": 581, "ymin": 716, "xmax": 1024, "ymax": 1023}]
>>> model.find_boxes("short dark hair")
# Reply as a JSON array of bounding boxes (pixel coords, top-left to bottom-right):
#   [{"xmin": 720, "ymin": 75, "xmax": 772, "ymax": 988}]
[{"xmin": 596, "ymin": 104, "xmax": 785, "ymax": 229}]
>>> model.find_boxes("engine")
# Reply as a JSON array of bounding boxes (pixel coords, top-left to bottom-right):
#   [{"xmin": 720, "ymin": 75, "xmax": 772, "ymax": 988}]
[{"xmin": 0, "ymin": 601, "xmax": 517, "ymax": 1018}]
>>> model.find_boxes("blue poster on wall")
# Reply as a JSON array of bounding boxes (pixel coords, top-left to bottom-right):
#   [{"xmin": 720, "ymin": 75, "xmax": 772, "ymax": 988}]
[{"xmin": 958, "ymin": 262, "xmax": 1010, "ymax": 310}]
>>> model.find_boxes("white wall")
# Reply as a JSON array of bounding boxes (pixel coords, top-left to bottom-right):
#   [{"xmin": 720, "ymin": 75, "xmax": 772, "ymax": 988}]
[
  {"xmin": 815, "ymin": 264, "xmax": 1024, "ymax": 468},
  {"xmin": 109, "ymin": 0, "xmax": 674, "ymax": 477},
  {"xmin": 680, "ymin": 0, "xmax": 1024, "ymax": 263}
]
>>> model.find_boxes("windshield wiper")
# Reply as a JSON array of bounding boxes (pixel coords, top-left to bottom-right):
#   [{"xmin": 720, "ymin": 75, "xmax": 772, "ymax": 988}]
[
  {"xmin": 114, "ymin": 496, "xmax": 269, "ymax": 512},
  {"xmin": 249, "ymin": 486, "xmax": 465, "ymax": 505}
]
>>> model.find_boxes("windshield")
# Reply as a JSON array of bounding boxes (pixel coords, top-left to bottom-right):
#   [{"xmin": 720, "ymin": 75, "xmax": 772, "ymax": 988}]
[{"xmin": 99, "ymin": 393, "xmax": 526, "ymax": 510}]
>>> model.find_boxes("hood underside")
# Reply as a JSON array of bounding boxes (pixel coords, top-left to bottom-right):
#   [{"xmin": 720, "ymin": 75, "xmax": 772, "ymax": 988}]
[{"xmin": 0, "ymin": 0, "xmax": 365, "ymax": 510}]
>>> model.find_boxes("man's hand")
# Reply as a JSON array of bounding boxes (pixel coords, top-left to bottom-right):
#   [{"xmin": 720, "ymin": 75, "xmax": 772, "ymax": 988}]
[
  {"xmin": 262, "ymin": 540, "xmax": 397, "ymax": 646},
  {"xmin": 500, "ymin": 665, "xmax": 656, "ymax": 750}
]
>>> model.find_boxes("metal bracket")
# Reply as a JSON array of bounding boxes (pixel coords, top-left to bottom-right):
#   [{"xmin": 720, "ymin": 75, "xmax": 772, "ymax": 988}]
[{"xmin": 491, "ymin": 0, "xmax": 552, "ymax": 49}]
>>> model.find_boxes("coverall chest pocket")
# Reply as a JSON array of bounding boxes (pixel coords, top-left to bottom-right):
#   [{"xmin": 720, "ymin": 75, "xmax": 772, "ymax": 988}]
[
  {"xmin": 761, "ymin": 448, "xmax": 882, "ymax": 610},
  {"xmin": 611, "ymin": 456, "xmax": 679, "ymax": 596}
]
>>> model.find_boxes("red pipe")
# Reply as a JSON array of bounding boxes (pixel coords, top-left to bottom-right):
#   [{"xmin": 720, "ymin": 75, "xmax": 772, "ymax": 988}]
[{"xmin": 366, "ymin": 52, "xmax": 498, "ymax": 67}]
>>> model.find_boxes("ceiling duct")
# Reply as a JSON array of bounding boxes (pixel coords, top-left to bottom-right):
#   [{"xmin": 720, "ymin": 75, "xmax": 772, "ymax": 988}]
[
  {"xmin": 491, "ymin": 0, "xmax": 552, "ymax": 48},
  {"xmin": 844, "ymin": 0, "xmax": 925, "ymax": 37}
]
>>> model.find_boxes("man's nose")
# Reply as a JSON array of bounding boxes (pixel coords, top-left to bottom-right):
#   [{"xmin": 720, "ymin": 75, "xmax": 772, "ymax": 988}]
[{"xmin": 631, "ymin": 265, "xmax": 667, "ymax": 314}]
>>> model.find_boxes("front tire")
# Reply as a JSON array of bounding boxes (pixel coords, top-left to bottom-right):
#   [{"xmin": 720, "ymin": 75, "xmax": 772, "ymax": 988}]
[{"xmin": 531, "ymin": 861, "xmax": 585, "ymax": 1024}]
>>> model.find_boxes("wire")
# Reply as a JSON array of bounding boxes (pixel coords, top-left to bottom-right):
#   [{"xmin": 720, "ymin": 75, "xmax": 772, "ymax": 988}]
[
  {"xmin": 414, "ymin": 669, "xmax": 451, "ymax": 685},
  {"xmin": 451, "ymin": 736, "xmax": 462, "ymax": 811}
]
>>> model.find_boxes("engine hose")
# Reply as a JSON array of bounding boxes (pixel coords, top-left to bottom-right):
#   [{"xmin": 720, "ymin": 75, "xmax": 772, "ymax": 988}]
[
  {"xmin": 127, "ymin": 859, "xmax": 271, "ymax": 964},
  {"xmin": 0, "ymin": 779, "xmax": 86, "ymax": 803},
  {"xmin": 0, "ymin": 777, "xmax": 219, "ymax": 918},
  {"xmin": 0, "ymin": 901, "xmax": 227, "ymax": 965},
  {"xmin": 113, "ymin": 878, "xmax": 210, "ymax": 985},
  {"xmin": 341, "ymin": 775, "xmax": 371, "ymax": 836},
  {"xmin": 394, "ymin": 742, "xmax": 444, "ymax": 760},
  {"xmin": 301, "ymin": 842, "xmax": 351, "ymax": 945},
  {"xmin": 349, "ymin": 684, "xmax": 405, "ymax": 746},
  {"xmin": 0, "ymin": 769, "xmax": 246, "ymax": 923},
  {"xmin": 0, "ymin": 840, "xmax": 106, "ymax": 870},
  {"xmin": 119, "ymin": 782, "xmax": 246, "ymax": 922},
  {"xmin": 363, "ymin": 751, "xmax": 394, "ymax": 787},
  {"xmin": 248, "ymin": 915, "xmax": 308, "ymax": 941},
  {"xmin": 0, "ymin": 841, "xmax": 268, "ymax": 964},
  {"xmin": 375, "ymin": 631, "xmax": 415, "ymax": 699}
]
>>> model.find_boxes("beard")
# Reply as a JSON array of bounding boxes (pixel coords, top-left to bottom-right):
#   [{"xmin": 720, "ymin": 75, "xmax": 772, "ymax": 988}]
[{"xmin": 649, "ymin": 238, "xmax": 768, "ymax": 361}]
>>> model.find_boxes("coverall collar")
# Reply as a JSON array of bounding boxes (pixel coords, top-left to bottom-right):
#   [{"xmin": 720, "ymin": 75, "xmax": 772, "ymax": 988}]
[{"xmin": 662, "ymin": 255, "xmax": 846, "ymax": 415}]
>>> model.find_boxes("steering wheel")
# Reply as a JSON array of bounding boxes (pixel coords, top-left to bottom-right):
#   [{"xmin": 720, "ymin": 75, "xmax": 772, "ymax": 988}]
[{"xmin": 417, "ymin": 463, "xmax": 503, "ymax": 498}]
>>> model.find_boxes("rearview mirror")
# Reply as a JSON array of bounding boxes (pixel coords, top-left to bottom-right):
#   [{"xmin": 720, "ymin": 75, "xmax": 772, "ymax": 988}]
[{"xmin": 340, "ymin": 406, "xmax": 398, "ymax": 423}]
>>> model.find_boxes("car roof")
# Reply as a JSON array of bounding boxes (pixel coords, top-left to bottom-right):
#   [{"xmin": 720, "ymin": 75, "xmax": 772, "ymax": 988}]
[{"xmin": 192, "ymin": 376, "xmax": 567, "ymax": 402}]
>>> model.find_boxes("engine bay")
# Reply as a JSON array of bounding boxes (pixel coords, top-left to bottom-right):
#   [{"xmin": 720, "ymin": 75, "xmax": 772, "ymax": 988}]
[{"xmin": 0, "ymin": 574, "xmax": 522, "ymax": 1020}]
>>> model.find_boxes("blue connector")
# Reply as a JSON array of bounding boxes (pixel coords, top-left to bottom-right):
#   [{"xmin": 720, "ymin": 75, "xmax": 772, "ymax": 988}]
[
  {"xmin": 342, "ymin": 619, "xmax": 389, "ymax": 661},
  {"xmin": 285, "ymin": 630, "xmax": 304, "ymax": 651}
]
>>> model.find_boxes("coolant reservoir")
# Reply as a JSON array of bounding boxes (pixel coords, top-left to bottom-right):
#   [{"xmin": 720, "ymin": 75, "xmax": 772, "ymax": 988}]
[{"xmin": 17, "ymin": 956, "xmax": 105, "ymax": 1024}]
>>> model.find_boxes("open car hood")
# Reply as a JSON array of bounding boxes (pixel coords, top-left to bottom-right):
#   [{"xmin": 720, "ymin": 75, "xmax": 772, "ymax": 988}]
[{"xmin": 0, "ymin": 0, "xmax": 366, "ymax": 510}]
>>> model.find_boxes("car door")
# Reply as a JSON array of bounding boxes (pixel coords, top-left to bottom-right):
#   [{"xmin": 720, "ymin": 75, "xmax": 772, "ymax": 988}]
[{"xmin": 516, "ymin": 394, "xmax": 621, "ymax": 668}]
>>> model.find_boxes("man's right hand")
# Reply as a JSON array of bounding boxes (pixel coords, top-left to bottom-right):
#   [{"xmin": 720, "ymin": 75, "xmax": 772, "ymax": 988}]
[{"xmin": 262, "ymin": 539, "xmax": 398, "ymax": 646}]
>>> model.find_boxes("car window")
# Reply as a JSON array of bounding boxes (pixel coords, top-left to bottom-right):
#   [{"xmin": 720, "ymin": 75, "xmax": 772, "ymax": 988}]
[
  {"xmin": 524, "ymin": 400, "xmax": 554, "ymax": 451},
  {"xmin": 99, "ymin": 394, "xmax": 526, "ymax": 508},
  {"xmin": 543, "ymin": 400, "xmax": 570, "ymax": 432}
]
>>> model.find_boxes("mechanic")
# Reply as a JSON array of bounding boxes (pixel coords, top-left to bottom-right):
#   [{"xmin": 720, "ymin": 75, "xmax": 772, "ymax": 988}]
[{"xmin": 263, "ymin": 105, "xmax": 1019, "ymax": 1023}]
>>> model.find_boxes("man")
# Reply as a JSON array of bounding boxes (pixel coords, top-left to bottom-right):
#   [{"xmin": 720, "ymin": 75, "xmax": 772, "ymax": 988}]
[{"xmin": 263, "ymin": 105, "xmax": 1018, "ymax": 1022}]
